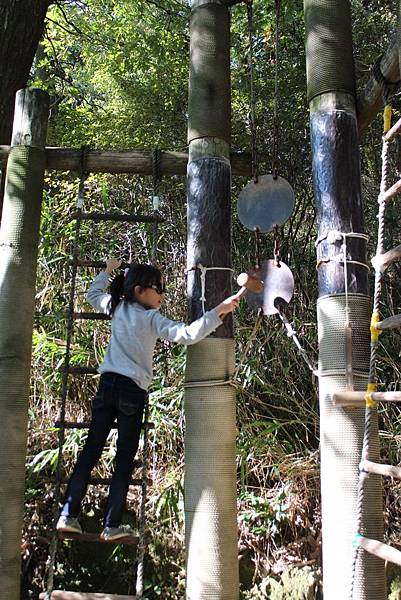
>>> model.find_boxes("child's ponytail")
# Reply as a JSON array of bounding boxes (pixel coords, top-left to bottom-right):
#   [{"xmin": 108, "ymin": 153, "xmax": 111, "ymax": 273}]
[
  {"xmin": 108, "ymin": 272, "xmax": 125, "ymax": 315},
  {"xmin": 108, "ymin": 263, "xmax": 162, "ymax": 316}
]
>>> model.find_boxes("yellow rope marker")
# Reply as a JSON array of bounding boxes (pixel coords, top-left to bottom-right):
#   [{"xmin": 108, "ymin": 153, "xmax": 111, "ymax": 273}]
[
  {"xmin": 370, "ymin": 311, "xmax": 382, "ymax": 343},
  {"xmin": 383, "ymin": 104, "xmax": 392, "ymax": 134},
  {"xmin": 365, "ymin": 382, "xmax": 377, "ymax": 409}
]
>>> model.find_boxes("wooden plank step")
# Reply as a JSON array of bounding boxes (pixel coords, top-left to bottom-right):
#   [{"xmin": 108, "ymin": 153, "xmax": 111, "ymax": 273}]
[
  {"xmin": 60, "ymin": 366, "xmax": 98, "ymax": 375},
  {"xmin": 54, "ymin": 420, "xmax": 154, "ymax": 430},
  {"xmin": 357, "ymin": 536, "xmax": 401, "ymax": 566},
  {"xmin": 371, "ymin": 244, "xmax": 401, "ymax": 272},
  {"xmin": 73, "ymin": 259, "xmax": 129, "ymax": 270},
  {"xmin": 56, "ymin": 531, "xmax": 139, "ymax": 545},
  {"xmin": 382, "ymin": 178, "xmax": 401, "ymax": 203},
  {"xmin": 71, "ymin": 210, "xmax": 163, "ymax": 223},
  {"xmin": 40, "ymin": 590, "xmax": 138, "ymax": 598},
  {"xmin": 360, "ymin": 459, "xmax": 401, "ymax": 479},
  {"xmin": 333, "ymin": 391, "xmax": 401, "ymax": 407},
  {"xmin": 384, "ymin": 116, "xmax": 401, "ymax": 141},
  {"xmin": 72, "ymin": 312, "xmax": 110, "ymax": 321},
  {"xmin": 59, "ymin": 476, "xmax": 145, "ymax": 486},
  {"xmin": 376, "ymin": 314, "xmax": 401, "ymax": 331}
]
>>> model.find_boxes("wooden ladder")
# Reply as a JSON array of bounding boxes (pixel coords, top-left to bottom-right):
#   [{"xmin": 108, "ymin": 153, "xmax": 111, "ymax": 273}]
[{"xmin": 42, "ymin": 169, "xmax": 161, "ymax": 599}]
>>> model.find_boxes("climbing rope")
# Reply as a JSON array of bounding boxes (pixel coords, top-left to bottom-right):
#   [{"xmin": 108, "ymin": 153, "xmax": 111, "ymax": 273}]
[{"xmin": 349, "ymin": 105, "xmax": 392, "ymax": 600}]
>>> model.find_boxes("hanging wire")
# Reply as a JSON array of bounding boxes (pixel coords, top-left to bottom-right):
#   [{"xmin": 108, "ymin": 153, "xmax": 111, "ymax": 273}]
[
  {"xmin": 246, "ymin": 0, "xmax": 258, "ymax": 183},
  {"xmin": 272, "ymin": 0, "xmax": 281, "ymax": 179},
  {"xmin": 254, "ymin": 227, "xmax": 262, "ymax": 270}
]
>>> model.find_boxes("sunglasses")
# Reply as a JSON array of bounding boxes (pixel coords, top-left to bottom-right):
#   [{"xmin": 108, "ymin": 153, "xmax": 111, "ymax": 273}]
[{"xmin": 149, "ymin": 284, "xmax": 166, "ymax": 295}]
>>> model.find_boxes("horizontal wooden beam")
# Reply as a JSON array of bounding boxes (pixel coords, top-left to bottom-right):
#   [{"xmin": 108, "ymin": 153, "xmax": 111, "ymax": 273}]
[
  {"xmin": 357, "ymin": 33, "xmax": 401, "ymax": 134},
  {"xmin": 358, "ymin": 536, "xmax": 401, "ymax": 566},
  {"xmin": 371, "ymin": 244, "xmax": 401, "ymax": 271},
  {"xmin": 333, "ymin": 390, "xmax": 401, "ymax": 407},
  {"xmin": 39, "ymin": 590, "xmax": 138, "ymax": 599},
  {"xmin": 0, "ymin": 146, "xmax": 254, "ymax": 176}
]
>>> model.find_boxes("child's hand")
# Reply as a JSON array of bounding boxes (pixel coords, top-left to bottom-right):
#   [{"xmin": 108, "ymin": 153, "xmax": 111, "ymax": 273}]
[
  {"xmin": 105, "ymin": 258, "xmax": 122, "ymax": 274},
  {"xmin": 215, "ymin": 295, "xmax": 240, "ymax": 318}
]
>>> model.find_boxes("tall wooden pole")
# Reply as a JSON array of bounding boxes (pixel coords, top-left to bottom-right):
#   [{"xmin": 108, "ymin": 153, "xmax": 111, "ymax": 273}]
[
  {"xmin": 304, "ymin": 2, "xmax": 386, "ymax": 599},
  {"xmin": 0, "ymin": 88, "xmax": 49, "ymax": 599},
  {"xmin": 185, "ymin": 1, "xmax": 238, "ymax": 599}
]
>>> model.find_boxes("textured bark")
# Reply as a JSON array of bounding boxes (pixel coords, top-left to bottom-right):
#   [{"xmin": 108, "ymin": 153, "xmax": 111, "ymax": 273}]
[{"xmin": 0, "ymin": 1, "xmax": 50, "ymax": 144}]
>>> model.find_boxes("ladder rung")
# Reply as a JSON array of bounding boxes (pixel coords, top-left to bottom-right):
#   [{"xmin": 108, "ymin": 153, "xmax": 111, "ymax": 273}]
[
  {"xmin": 59, "ymin": 476, "xmax": 146, "ymax": 486},
  {"xmin": 360, "ymin": 459, "xmax": 401, "ymax": 479},
  {"xmin": 54, "ymin": 420, "xmax": 154, "ymax": 430},
  {"xmin": 372, "ymin": 244, "xmax": 401, "ymax": 271},
  {"xmin": 71, "ymin": 210, "xmax": 163, "ymax": 223},
  {"xmin": 382, "ymin": 178, "xmax": 401, "ymax": 203},
  {"xmin": 333, "ymin": 391, "xmax": 401, "ymax": 407},
  {"xmin": 384, "ymin": 116, "xmax": 401, "ymax": 141},
  {"xmin": 60, "ymin": 366, "xmax": 98, "ymax": 375},
  {"xmin": 73, "ymin": 259, "xmax": 127, "ymax": 269},
  {"xmin": 376, "ymin": 314, "xmax": 401, "ymax": 330},
  {"xmin": 73, "ymin": 312, "xmax": 110, "ymax": 321},
  {"xmin": 358, "ymin": 536, "xmax": 401, "ymax": 566},
  {"xmin": 57, "ymin": 530, "xmax": 139, "ymax": 545},
  {"xmin": 40, "ymin": 593, "xmax": 139, "ymax": 600}
]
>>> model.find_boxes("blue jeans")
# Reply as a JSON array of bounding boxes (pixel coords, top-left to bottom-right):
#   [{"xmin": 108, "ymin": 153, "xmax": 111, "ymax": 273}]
[{"xmin": 60, "ymin": 372, "xmax": 147, "ymax": 527}]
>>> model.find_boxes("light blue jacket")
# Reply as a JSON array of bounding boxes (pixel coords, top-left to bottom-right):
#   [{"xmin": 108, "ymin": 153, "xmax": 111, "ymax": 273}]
[{"xmin": 87, "ymin": 271, "xmax": 222, "ymax": 390}]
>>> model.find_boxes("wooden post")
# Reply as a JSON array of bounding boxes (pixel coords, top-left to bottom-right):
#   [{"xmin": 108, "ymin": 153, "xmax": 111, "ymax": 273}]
[
  {"xmin": 304, "ymin": 1, "xmax": 386, "ymax": 599},
  {"xmin": 0, "ymin": 88, "xmax": 49, "ymax": 599},
  {"xmin": 184, "ymin": 1, "xmax": 238, "ymax": 598}
]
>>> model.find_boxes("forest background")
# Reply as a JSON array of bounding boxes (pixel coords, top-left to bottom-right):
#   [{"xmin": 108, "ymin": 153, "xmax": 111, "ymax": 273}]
[{"xmin": 7, "ymin": 0, "xmax": 401, "ymax": 598}]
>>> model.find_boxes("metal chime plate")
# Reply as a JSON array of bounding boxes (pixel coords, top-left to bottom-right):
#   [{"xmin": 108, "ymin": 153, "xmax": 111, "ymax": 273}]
[
  {"xmin": 237, "ymin": 174, "xmax": 295, "ymax": 233},
  {"xmin": 246, "ymin": 259, "xmax": 294, "ymax": 315}
]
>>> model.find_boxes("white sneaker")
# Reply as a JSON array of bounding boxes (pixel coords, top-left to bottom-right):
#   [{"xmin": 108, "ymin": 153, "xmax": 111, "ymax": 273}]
[
  {"xmin": 56, "ymin": 515, "xmax": 82, "ymax": 534},
  {"xmin": 101, "ymin": 524, "xmax": 136, "ymax": 541}
]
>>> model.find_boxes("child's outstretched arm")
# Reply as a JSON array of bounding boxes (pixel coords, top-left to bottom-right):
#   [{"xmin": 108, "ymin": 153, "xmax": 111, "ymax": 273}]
[
  {"xmin": 86, "ymin": 258, "xmax": 122, "ymax": 314},
  {"xmin": 150, "ymin": 293, "xmax": 239, "ymax": 345}
]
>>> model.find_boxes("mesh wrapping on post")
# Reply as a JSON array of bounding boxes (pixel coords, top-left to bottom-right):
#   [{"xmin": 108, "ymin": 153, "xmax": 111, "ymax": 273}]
[
  {"xmin": 0, "ymin": 145, "xmax": 46, "ymax": 597},
  {"xmin": 304, "ymin": 0, "xmax": 356, "ymax": 102},
  {"xmin": 184, "ymin": 338, "xmax": 238, "ymax": 600},
  {"xmin": 188, "ymin": 4, "xmax": 231, "ymax": 144},
  {"xmin": 317, "ymin": 294, "xmax": 385, "ymax": 600}
]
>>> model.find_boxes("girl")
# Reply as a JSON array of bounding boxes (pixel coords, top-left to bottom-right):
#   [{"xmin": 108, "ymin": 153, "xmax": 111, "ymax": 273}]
[{"xmin": 56, "ymin": 258, "xmax": 239, "ymax": 540}]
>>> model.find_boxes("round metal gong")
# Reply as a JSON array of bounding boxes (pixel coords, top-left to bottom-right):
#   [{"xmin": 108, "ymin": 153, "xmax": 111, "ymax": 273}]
[
  {"xmin": 245, "ymin": 259, "xmax": 294, "ymax": 315},
  {"xmin": 237, "ymin": 174, "xmax": 295, "ymax": 233}
]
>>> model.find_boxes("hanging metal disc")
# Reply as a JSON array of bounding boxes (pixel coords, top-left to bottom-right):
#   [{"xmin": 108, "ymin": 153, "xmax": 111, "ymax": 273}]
[
  {"xmin": 237, "ymin": 174, "xmax": 295, "ymax": 233},
  {"xmin": 245, "ymin": 259, "xmax": 294, "ymax": 315}
]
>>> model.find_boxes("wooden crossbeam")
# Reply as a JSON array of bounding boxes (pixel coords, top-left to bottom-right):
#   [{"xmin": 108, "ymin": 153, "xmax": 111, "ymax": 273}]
[
  {"xmin": 376, "ymin": 314, "xmax": 401, "ymax": 330},
  {"xmin": 333, "ymin": 391, "xmax": 401, "ymax": 407},
  {"xmin": 57, "ymin": 531, "xmax": 138, "ymax": 545},
  {"xmin": 39, "ymin": 591, "xmax": 139, "ymax": 599},
  {"xmin": 372, "ymin": 245, "xmax": 401, "ymax": 271},
  {"xmin": 384, "ymin": 116, "xmax": 401, "ymax": 142},
  {"xmin": 70, "ymin": 211, "xmax": 163, "ymax": 223},
  {"xmin": 358, "ymin": 536, "xmax": 401, "ymax": 566},
  {"xmin": 360, "ymin": 459, "xmax": 401, "ymax": 480},
  {"xmin": 0, "ymin": 146, "xmax": 253, "ymax": 176},
  {"xmin": 382, "ymin": 178, "xmax": 401, "ymax": 202}
]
